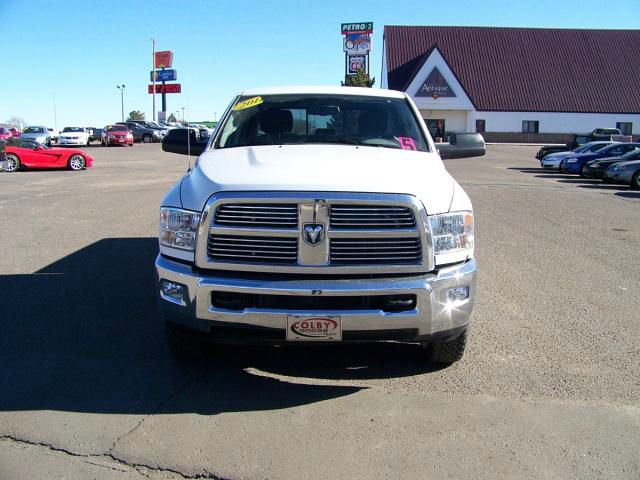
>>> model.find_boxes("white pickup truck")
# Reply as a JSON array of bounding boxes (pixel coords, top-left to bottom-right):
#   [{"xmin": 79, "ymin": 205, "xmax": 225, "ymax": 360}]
[{"xmin": 157, "ymin": 86, "xmax": 483, "ymax": 364}]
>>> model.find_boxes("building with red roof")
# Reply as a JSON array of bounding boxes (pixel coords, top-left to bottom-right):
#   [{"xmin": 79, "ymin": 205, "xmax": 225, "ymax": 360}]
[{"xmin": 383, "ymin": 26, "xmax": 640, "ymax": 142}]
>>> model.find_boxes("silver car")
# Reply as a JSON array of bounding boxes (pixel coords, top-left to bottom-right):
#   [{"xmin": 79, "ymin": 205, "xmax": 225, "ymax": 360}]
[
  {"xmin": 604, "ymin": 159, "xmax": 640, "ymax": 189},
  {"xmin": 20, "ymin": 126, "xmax": 51, "ymax": 146},
  {"xmin": 541, "ymin": 141, "xmax": 613, "ymax": 169}
]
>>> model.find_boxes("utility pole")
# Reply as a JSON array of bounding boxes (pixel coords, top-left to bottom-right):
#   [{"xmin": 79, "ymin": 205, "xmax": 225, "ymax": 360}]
[
  {"xmin": 117, "ymin": 84, "xmax": 126, "ymax": 122},
  {"xmin": 151, "ymin": 38, "xmax": 156, "ymax": 122},
  {"xmin": 181, "ymin": 107, "xmax": 185, "ymax": 123}
]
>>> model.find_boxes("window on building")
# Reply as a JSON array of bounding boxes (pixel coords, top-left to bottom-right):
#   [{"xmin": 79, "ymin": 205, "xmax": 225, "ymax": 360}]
[
  {"xmin": 616, "ymin": 122, "xmax": 633, "ymax": 135},
  {"xmin": 522, "ymin": 120, "xmax": 539, "ymax": 133},
  {"xmin": 475, "ymin": 119, "xmax": 486, "ymax": 133}
]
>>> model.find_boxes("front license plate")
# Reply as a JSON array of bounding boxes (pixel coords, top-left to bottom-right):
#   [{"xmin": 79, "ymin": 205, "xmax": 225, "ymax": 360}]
[{"xmin": 286, "ymin": 315, "xmax": 342, "ymax": 341}]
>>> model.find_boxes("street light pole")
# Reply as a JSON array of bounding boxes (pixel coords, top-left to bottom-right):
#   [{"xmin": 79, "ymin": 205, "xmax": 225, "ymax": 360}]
[
  {"xmin": 152, "ymin": 38, "xmax": 156, "ymax": 122},
  {"xmin": 181, "ymin": 107, "xmax": 185, "ymax": 123},
  {"xmin": 117, "ymin": 85, "xmax": 126, "ymax": 122}
]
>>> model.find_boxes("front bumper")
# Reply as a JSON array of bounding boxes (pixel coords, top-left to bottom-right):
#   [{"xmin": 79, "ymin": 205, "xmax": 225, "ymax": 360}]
[
  {"xmin": 583, "ymin": 167, "xmax": 605, "ymax": 179},
  {"xmin": 560, "ymin": 162, "xmax": 580, "ymax": 173},
  {"xmin": 604, "ymin": 169, "xmax": 633, "ymax": 185},
  {"xmin": 155, "ymin": 254, "xmax": 477, "ymax": 344},
  {"xmin": 59, "ymin": 138, "xmax": 86, "ymax": 145}
]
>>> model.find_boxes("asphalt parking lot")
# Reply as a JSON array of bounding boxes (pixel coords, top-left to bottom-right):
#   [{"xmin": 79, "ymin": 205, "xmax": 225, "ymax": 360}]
[{"xmin": 0, "ymin": 144, "xmax": 638, "ymax": 479}]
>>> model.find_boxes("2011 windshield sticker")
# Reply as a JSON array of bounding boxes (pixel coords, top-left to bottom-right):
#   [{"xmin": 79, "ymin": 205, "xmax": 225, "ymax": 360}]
[
  {"xmin": 396, "ymin": 137, "xmax": 417, "ymax": 150},
  {"xmin": 233, "ymin": 96, "xmax": 263, "ymax": 111}
]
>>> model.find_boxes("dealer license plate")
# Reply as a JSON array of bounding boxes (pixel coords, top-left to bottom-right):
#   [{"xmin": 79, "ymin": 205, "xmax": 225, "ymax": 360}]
[{"xmin": 286, "ymin": 315, "xmax": 342, "ymax": 341}]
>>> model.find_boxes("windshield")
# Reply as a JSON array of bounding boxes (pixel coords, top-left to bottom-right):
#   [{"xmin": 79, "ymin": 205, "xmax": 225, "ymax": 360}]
[
  {"xmin": 145, "ymin": 122, "xmax": 162, "ymax": 128},
  {"xmin": 106, "ymin": 125, "xmax": 127, "ymax": 132},
  {"xmin": 216, "ymin": 94, "xmax": 429, "ymax": 151},
  {"xmin": 23, "ymin": 127, "xmax": 45, "ymax": 134},
  {"xmin": 621, "ymin": 148, "xmax": 640, "ymax": 159},
  {"xmin": 588, "ymin": 143, "xmax": 610, "ymax": 152},
  {"xmin": 62, "ymin": 127, "xmax": 84, "ymax": 132}
]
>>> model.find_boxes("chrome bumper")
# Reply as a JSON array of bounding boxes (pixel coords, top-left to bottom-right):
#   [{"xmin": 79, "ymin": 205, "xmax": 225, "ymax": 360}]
[{"xmin": 155, "ymin": 254, "xmax": 476, "ymax": 342}]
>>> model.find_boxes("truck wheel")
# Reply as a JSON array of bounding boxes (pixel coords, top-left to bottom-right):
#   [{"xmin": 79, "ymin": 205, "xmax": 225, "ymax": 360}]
[
  {"xmin": 632, "ymin": 172, "xmax": 640, "ymax": 190},
  {"xmin": 425, "ymin": 329, "xmax": 468, "ymax": 364},
  {"xmin": 166, "ymin": 321, "xmax": 205, "ymax": 359}
]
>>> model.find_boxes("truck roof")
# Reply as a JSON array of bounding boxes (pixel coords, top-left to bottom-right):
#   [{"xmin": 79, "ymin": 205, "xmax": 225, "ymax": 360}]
[{"xmin": 239, "ymin": 86, "xmax": 407, "ymax": 99}]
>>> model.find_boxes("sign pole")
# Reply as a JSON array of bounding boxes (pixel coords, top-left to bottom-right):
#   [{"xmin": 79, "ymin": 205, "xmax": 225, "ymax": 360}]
[{"xmin": 151, "ymin": 38, "xmax": 156, "ymax": 122}]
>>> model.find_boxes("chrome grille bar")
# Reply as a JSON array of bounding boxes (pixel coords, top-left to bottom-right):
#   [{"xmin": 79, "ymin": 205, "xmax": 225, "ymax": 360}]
[
  {"xmin": 208, "ymin": 234, "xmax": 298, "ymax": 264},
  {"xmin": 214, "ymin": 203, "xmax": 298, "ymax": 228},
  {"xmin": 330, "ymin": 238, "xmax": 422, "ymax": 264},
  {"xmin": 330, "ymin": 205, "xmax": 416, "ymax": 229}
]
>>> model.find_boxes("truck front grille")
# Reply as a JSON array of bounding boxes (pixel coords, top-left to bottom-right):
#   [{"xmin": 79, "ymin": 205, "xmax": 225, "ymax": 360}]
[
  {"xmin": 207, "ymin": 234, "xmax": 298, "ymax": 264},
  {"xmin": 199, "ymin": 193, "xmax": 430, "ymax": 273},
  {"xmin": 330, "ymin": 205, "xmax": 415, "ymax": 229},
  {"xmin": 330, "ymin": 238, "xmax": 422, "ymax": 264},
  {"xmin": 214, "ymin": 203, "xmax": 298, "ymax": 228}
]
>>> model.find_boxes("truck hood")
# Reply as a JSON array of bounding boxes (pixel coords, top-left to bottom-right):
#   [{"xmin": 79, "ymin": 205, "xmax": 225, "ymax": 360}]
[{"xmin": 179, "ymin": 145, "xmax": 456, "ymax": 214}]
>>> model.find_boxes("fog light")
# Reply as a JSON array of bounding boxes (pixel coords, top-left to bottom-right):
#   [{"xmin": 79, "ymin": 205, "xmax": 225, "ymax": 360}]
[
  {"xmin": 447, "ymin": 286, "xmax": 469, "ymax": 303},
  {"xmin": 161, "ymin": 280, "xmax": 186, "ymax": 305}
]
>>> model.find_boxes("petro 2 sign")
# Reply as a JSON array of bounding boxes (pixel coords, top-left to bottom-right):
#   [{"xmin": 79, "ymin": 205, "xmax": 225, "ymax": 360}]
[{"xmin": 341, "ymin": 22, "xmax": 373, "ymax": 35}]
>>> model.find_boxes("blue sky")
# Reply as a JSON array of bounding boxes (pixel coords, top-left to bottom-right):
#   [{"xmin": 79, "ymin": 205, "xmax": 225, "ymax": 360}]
[{"xmin": 1, "ymin": 0, "xmax": 638, "ymax": 128}]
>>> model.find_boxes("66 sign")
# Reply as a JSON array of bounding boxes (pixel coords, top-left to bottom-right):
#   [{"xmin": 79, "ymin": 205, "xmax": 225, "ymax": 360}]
[{"xmin": 348, "ymin": 55, "xmax": 366, "ymax": 74}]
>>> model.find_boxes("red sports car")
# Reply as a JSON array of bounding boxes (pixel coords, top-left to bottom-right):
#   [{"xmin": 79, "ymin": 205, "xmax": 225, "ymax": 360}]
[
  {"xmin": 4, "ymin": 139, "xmax": 93, "ymax": 172},
  {"xmin": 101, "ymin": 124, "xmax": 134, "ymax": 146}
]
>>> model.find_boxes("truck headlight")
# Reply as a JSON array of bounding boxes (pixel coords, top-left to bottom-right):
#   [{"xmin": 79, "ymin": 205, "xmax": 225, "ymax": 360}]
[
  {"xmin": 160, "ymin": 207, "xmax": 200, "ymax": 252},
  {"xmin": 429, "ymin": 211, "xmax": 474, "ymax": 266}
]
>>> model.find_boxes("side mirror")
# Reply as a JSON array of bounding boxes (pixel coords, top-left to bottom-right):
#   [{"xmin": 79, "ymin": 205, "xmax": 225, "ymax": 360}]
[
  {"xmin": 161, "ymin": 129, "xmax": 207, "ymax": 156},
  {"xmin": 436, "ymin": 132, "xmax": 486, "ymax": 159}
]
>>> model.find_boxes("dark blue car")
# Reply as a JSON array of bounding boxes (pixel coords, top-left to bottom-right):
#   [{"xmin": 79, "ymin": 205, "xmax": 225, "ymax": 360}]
[{"xmin": 560, "ymin": 142, "xmax": 640, "ymax": 176}]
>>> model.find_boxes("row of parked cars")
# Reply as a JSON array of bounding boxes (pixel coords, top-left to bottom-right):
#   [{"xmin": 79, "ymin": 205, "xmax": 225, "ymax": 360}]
[
  {"xmin": 537, "ymin": 140, "xmax": 640, "ymax": 189},
  {"xmin": 0, "ymin": 120, "xmax": 215, "ymax": 149}
]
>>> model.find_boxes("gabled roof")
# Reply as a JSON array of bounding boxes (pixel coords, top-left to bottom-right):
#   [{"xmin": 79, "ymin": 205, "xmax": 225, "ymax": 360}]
[{"xmin": 384, "ymin": 26, "xmax": 640, "ymax": 113}]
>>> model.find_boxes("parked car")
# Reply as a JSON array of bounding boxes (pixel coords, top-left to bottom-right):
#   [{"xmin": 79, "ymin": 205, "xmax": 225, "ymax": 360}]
[
  {"xmin": 116, "ymin": 121, "xmax": 163, "ymax": 143},
  {"xmin": 604, "ymin": 160, "xmax": 640, "ymax": 189},
  {"xmin": 560, "ymin": 142, "xmax": 640, "ymax": 175},
  {"xmin": 3, "ymin": 139, "xmax": 93, "ymax": 172},
  {"xmin": 101, "ymin": 124, "xmax": 134, "ymax": 146},
  {"xmin": 20, "ymin": 126, "xmax": 51, "ymax": 146},
  {"xmin": 535, "ymin": 134, "xmax": 591, "ymax": 160},
  {"xmin": 591, "ymin": 128, "xmax": 622, "ymax": 139},
  {"xmin": 9, "ymin": 127, "xmax": 21, "ymax": 138},
  {"xmin": 48, "ymin": 128, "xmax": 59, "ymax": 144},
  {"xmin": 85, "ymin": 127, "xmax": 98, "ymax": 143},
  {"xmin": 58, "ymin": 126, "xmax": 90, "ymax": 146},
  {"xmin": 583, "ymin": 148, "xmax": 640, "ymax": 180},
  {"xmin": 157, "ymin": 86, "xmax": 483, "ymax": 363},
  {"xmin": 0, "ymin": 127, "xmax": 11, "ymax": 141},
  {"xmin": 540, "ymin": 141, "xmax": 613, "ymax": 169}
]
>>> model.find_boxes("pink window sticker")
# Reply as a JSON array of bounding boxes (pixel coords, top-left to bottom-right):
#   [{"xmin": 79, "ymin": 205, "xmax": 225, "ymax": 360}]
[{"xmin": 396, "ymin": 136, "xmax": 417, "ymax": 150}]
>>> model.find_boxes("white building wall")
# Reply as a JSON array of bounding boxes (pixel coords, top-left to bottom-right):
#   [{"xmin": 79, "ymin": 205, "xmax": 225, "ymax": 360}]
[
  {"xmin": 419, "ymin": 109, "xmax": 468, "ymax": 133},
  {"xmin": 468, "ymin": 111, "xmax": 640, "ymax": 134}
]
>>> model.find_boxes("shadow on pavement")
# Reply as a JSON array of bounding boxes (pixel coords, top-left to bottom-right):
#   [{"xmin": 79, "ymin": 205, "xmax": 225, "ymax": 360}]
[
  {"xmin": 0, "ymin": 238, "xmax": 439, "ymax": 416},
  {"xmin": 615, "ymin": 191, "xmax": 640, "ymax": 199}
]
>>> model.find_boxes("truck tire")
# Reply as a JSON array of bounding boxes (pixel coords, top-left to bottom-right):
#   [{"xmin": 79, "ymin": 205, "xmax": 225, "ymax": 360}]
[
  {"xmin": 426, "ymin": 329, "xmax": 468, "ymax": 364},
  {"xmin": 165, "ymin": 321, "xmax": 205, "ymax": 359},
  {"xmin": 632, "ymin": 172, "xmax": 640, "ymax": 190}
]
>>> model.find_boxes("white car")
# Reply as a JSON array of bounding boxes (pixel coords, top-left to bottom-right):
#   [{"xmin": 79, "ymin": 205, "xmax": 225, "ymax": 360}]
[
  {"xmin": 541, "ymin": 141, "xmax": 614, "ymax": 169},
  {"xmin": 58, "ymin": 127, "xmax": 90, "ymax": 146},
  {"xmin": 156, "ymin": 86, "xmax": 483, "ymax": 364}
]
